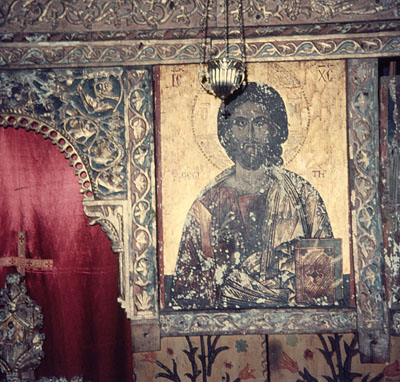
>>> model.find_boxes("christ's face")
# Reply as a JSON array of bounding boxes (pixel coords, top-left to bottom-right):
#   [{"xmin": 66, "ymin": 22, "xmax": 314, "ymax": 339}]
[{"xmin": 229, "ymin": 101, "xmax": 278, "ymax": 171}]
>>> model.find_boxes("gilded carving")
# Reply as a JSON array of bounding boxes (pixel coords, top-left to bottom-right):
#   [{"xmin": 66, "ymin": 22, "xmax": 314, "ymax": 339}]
[
  {"xmin": 348, "ymin": 59, "xmax": 389, "ymax": 362},
  {"xmin": 127, "ymin": 69, "xmax": 158, "ymax": 318},
  {"xmin": 0, "ymin": 0, "xmax": 397, "ymax": 32},
  {"xmin": 0, "ymin": 273, "xmax": 44, "ymax": 380},
  {"xmin": 348, "ymin": 61, "xmax": 384, "ymax": 327},
  {"xmin": 160, "ymin": 308, "xmax": 357, "ymax": 336},
  {"xmin": 83, "ymin": 203, "xmax": 124, "ymax": 254},
  {"xmin": 0, "ymin": 273, "xmax": 85, "ymax": 381},
  {"xmin": 1, "ymin": 20, "xmax": 400, "ymax": 44},
  {"xmin": 1, "ymin": 33, "xmax": 400, "ymax": 69},
  {"xmin": 0, "ymin": 67, "xmax": 158, "ymax": 322},
  {"xmin": 82, "ymin": 200, "xmax": 135, "ymax": 316},
  {"xmin": 0, "ymin": 68, "xmax": 127, "ymax": 199},
  {"xmin": 0, "ymin": 112, "xmax": 93, "ymax": 198}
]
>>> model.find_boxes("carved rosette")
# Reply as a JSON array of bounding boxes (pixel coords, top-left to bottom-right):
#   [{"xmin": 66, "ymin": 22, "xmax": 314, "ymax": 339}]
[
  {"xmin": 127, "ymin": 69, "xmax": 158, "ymax": 319},
  {"xmin": 347, "ymin": 59, "xmax": 389, "ymax": 362}
]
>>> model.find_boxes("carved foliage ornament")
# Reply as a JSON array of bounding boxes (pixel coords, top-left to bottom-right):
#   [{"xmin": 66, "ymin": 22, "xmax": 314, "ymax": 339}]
[
  {"xmin": 0, "ymin": 67, "xmax": 158, "ymax": 321},
  {"xmin": 1, "ymin": 20, "xmax": 400, "ymax": 44},
  {"xmin": 128, "ymin": 69, "xmax": 158, "ymax": 318},
  {"xmin": 160, "ymin": 309, "xmax": 357, "ymax": 336},
  {"xmin": 0, "ymin": 62, "xmax": 393, "ymax": 360},
  {"xmin": 0, "ymin": 33, "xmax": 400, "ymax": 69},
  {"xmin": 0, "ymin": 273, "xmax": 86, "ymax": 381},
  {"xmin": 0, "ymin": 68, "xmax": 127, "ymax": 200},
  {"xmin": 0, "ymin": 0, "xmax": 398, "ymax": 32},
  {"xmin": 347, "ymin": 59, "xmax": 390, "ymax": 363},
  {"xmin": 348, "ymin": 60, "xmax": 386, "ymax": 329},
  {"xmin": 0, "ymin": 272, "xmax": 44, "ymax": 379}
]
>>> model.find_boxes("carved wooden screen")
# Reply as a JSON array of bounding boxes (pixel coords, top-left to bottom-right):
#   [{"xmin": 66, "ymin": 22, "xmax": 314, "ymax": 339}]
[
  {"xmin": 0, "ymin": 0, "xmax": 399, "ymax": 364},
  {"xmin": 151, "ymin": 58, "xmax": 390, "ymax": 362},
  {"xmin": 0, "ymin": 58, "xmax": 394, "ymax": 363},
  {"xmin": 0, "ymin": 67, "xmax": 158, "ymax": 328}
]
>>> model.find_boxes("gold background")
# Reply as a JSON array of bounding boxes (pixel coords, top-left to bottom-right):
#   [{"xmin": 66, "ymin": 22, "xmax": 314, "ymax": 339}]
[{"xmin": 159, "ymin": 60, "xmax": 349, "ymax": 275}]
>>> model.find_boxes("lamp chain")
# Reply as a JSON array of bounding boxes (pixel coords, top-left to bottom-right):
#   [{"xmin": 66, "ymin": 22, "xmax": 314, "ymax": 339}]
[
  {"xmin": 201, "ymin": 0, "xmax": 245, "ymax": 63},
  {"xmin": 201, "ymin": 0, "xmax": 212, "ymax": 65},
  {"xmin": 198, "ymin": 0, "xmax": 247, "ymax": 102},
  {"xmin": 224, "ymin": 0, "xmax": 229, "ymax": 58},
  {"xmin": 238, "ymin": 0, "xmax": 246, "ymax": 63}
]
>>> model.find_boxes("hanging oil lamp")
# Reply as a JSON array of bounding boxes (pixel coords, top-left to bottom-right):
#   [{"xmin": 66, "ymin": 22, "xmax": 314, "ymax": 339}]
[{"xmin": 198, "ymin": 0, "xmax": 246, "ymax": 102}]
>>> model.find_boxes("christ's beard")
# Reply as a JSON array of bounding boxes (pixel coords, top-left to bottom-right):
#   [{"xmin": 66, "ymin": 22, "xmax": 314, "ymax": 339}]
[
  {"xmin": 235, "ymin": 139, "xmax": 283, "ymax": 170},
  {"xmin": 237, "ymin": 142, "xmax": 266, "ymax": 170}
]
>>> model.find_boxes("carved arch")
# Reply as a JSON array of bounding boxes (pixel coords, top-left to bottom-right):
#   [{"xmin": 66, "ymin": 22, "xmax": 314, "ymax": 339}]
[
  {"xmin": 0, "ymin": 111, "xmax": 94, "ymax": 198},
  {"xmin": 0, "ymin": 67, "xmax": 158, "ymax": 328},
  {"xmin": 0, "ymin": 110, "xmax": 129, "ymax": 315}
]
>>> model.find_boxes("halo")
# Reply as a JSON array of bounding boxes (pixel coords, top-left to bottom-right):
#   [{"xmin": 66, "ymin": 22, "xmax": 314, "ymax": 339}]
[{"xmin": 191, "ymin": 63, "xmax": 310, "ymax": 170}]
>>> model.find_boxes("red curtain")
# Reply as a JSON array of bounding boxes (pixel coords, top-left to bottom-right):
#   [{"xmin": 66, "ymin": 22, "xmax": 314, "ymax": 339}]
[{"xmin": 0, "ymin": 127, "xmax": 133, "ymax": 382}]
